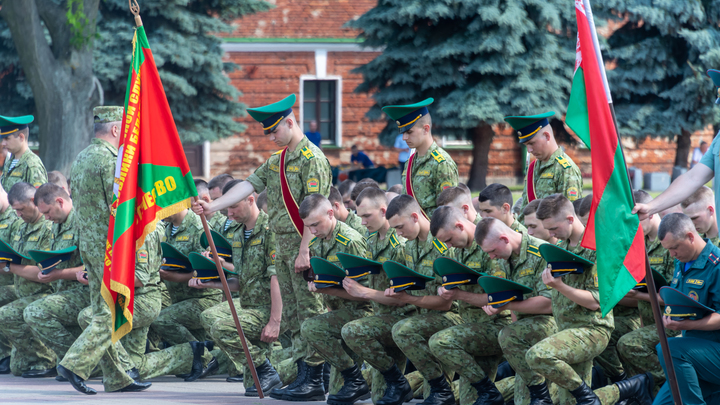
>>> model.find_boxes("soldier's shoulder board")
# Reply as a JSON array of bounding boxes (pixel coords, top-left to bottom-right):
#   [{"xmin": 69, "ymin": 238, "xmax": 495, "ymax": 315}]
[
  {"xmin": 555, "ymin": 155, "xmax": 572, "ymax": 169},
  {"xmin": 365, "ymin": 231, "xmax": 378, "ymax": 241},
  {"xmin": 301, "ymin": 147, "xmax": 315, "ymax": 160},
  {"xmin": 433, "ymin": 238, "xmax": 448, "ymax": 255},
  {"xmin": 335, "ymin": 233, "xmax": 350, "ymax": 246},
  {"xmin": 710, "ymin": 253, "xmax": 720, "ymax": 265},
  {"xmin": 527, "ymin": 244, "xmax": 541, "ymax": 257},
  {"xmin": 309, "ymin": 237, "xmax": 317, "ymax": 247},
  {"xmin": 273, "ymin": 149, "xmax": 283, "ymax": 155},
  {"xmin": 431, "ymin": 150, "xmax": 446, "ymax": 163},
  {"xmin": 390, "ymin": 234, "xmax": 400, "ymax": 249}
]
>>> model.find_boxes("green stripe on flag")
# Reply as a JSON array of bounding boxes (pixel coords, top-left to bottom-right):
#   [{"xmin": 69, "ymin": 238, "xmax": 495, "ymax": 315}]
[{"xmin": 566, "ymin": 67, "xmax": 591, "ymax": 148}]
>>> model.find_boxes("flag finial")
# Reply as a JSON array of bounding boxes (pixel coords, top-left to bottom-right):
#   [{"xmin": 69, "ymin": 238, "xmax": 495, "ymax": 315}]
[{"xmin": 128, "ymin": 0, "xmax": 143, "ymax": 27}]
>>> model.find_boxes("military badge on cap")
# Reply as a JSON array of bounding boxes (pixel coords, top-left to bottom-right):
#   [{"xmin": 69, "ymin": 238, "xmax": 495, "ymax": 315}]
[
  {"xmin": 0, "ymin": 114, "xmax": 34, "ymax": 139},
  {"xmin": 503, "ymin": 112, "xmax": 555, "ymax": 143},
  {"xmin": 382, "ymin": 260, "xmax": 435, "ymax": 292},
  {"xmin": 0, "ymin": 238, "xmax": 30, "ymax": 265},
  {"xmin": 200, "ymin": 230, "xmax": 233, "ymax": 262},
  {"xmin": 659, "ymin": 286, "xmax": 714, "ymax": 321},
  {"xmin": 381, "ymin": 98, "xmax": 434, "ymax": 134},
  {"xmin": 432, "ymin": 257, "xmax": 485, "ymax": 289},
  {"xmin": 160, "ymin": 242, "xmax": 193, "ymax": 273},
  {"xmin": 93, "ymin": 106, "xmax": 124, "ymax": 123},
  {"xmin": 27, "ymin": 246, "xmax": 77, "ymax": 275},
  {"xmin": 310, "ymin": 257, "xmax": 346, "ymax": 289},
  {"xmin": 188, "ymin": 252, "xmax": 236, "ymax": 282},
  {"xmin": 246, "ymin": 94, "xmax": 297, "ymax": 134},
  {"xmin": 336, "ymin": 252, "xmax": 382, "ymax": 281},
  {"xmin": 539, "ymin": 243, "xmax": 594, "ymax": 278},
  {"xmin": 478, "ymin": 276, "xmax": 533, "ymax": 308}
]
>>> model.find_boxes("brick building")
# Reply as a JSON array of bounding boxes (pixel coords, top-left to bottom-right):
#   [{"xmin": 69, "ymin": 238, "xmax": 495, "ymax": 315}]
[{"xmin": 188, "ymin": 0, "xmax": 710, "ymax": 186}]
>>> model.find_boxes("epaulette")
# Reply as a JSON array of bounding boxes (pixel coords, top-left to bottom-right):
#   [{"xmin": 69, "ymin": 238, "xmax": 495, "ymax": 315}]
[
  {"xmin": 555, "ymin": 155, "xmax": 571, "ymax": 169},
  {"xmin": 710, "ymin": 253, "xmax": 720, "ymax": 265},
  {"xmin": 309, "ymin": 237, "xmax": 317, "ymax": 247},
  {"xmin": 431, "ymin": 149, "xmax": 445, "ymax": 163},
  {"xmin": 365, "ymin": 231, "xmax": 378, "ymax": 241},
  {"xmin": 273, "ymin": 149, "xmax": 283, "ymax": 155},
  {"xmin": 527, "ymin": 244, "xmax": 541, "ymax": 258},
  {"xmin": 301, "ymin": 147, "xmax": 315, "ymax": 160},
  {"xmin": 335, "ymin": 233, "xmax": 350, "ymax": 246},
  {"xmin": 433, "ymin": 238, "xmax": 448, "ymax": 255},
  {"xmin": 390, "ymin": 234, "xmax": 400, "ymax": 249}
]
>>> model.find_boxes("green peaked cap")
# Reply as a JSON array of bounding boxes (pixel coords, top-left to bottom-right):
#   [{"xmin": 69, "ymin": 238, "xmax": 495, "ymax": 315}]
[
  {"xmin": 246, "ymin": 94, "xmax": 297, "ymax": 133},
  {"xmin": 382, "ymin": 98, "xmax": 434, "ymax": 133},
  {"xmin": 160, "ymin": 242, "xmax": 192, "ymax": 273},
  {"xmin": 634, "ymin": 268, "xmax": 669, "ymax": 292},
  {"xmin": 539, "ymin": 243, "xmax": 594, "ymax": 271},
  {"xmin": 503, "ymin": 111, "xmax": 555, "ymax": 143},
  {"xmin": 433, "ymin": 257, "xmax": 485, "ymax": 289},
  {"xmin": 27, "ymin": 246, "xmax": 77, "ymax": 273},
  {"xmin": 200, "ymin": 230, "xmax": 233, "ymax": 262},
  {"xmin": 478, "ymin": 276, "xmax": 533, "ymax": 295},
  {"xmin": 0, "ymin": 114, "xmax": 34, "ymax": 138},
  {"xmin": 0, "ymin": 238, "xmax": 30, "ymax": 263},
  {"xmin": 659, "ymin": 286, "xmax": 714, "ymax": 321},
  {"xmin": 188, "ymin": 252, "xmax": 235, "ymax": 278},
  {"xmin": 310, "ymin": 257, "xmax": 346, "ymax": 288},
  {"xmin": 383, "ymin": 260, "xmax": 434, "ymax": 291},
  {"xmin": 336, "ymin": 252, "xmax": 382, "ymax": 279}
]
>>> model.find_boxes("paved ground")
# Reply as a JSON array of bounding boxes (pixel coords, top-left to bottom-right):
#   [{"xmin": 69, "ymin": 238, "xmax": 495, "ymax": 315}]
[{"xmin": 0, "ymin": 374, "xmax": 383, "ymax": 405}]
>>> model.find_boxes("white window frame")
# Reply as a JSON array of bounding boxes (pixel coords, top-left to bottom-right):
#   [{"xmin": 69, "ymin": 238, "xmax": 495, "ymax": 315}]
[
  {"xmin": 299, "ymin": 74, "xmax": 343, "ymax": 147},
  {"xmin": 440, "ymin": 135, "xmax": 472, "ymax": 148}
]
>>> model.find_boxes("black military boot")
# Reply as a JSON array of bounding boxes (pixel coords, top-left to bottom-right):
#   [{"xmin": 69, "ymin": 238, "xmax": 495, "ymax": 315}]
[
  {"xmin": 527, "ymin": 382, "xmax": 553, "ymax": 405},
  {"xmin": 183, "ymin": 341, "xmax": 206, "ymax": 382},
  {"xmin": 324, "ymin": 362, "xmax": 331, "ymax": 394},
  {"xmin": 377, "ymin": 364, "xmax": 412, "ymax": 405},
  {"xmin": 57, "ymin": 364, "xmax": 96, "ymax": 395},
  {"xmin": 615, "ymin": 373, "xmax": 653, "ymax": 405},
  {"xmin": 420, "ymin": 376, "xmax": 455, "ymax": 405},
  {"xmin": 245, "ymin": 359, "xmax": 283, "ymax": 397},
  {"xmin": 327, "ymin": 364, "xmax": 371, "ymax": 405},
  {"xmin": 283, "ymin": 363, "xmax": 326, "ymax": 401},
  {"xmin": 569, "ymin": 382, "xmax": 601, "ymax": 405},
  {"xmin": 0, "ymin": 356, "xmax": 10, "ymax": 374},
  {"xmin": 270, "ymin": 360, "xmax": 306, "ymax": 399},
  {"xmin": 470, "ymin": 377, "xmax": 504, "ymax": 405},
  {"xmin": 608, "ymin": 372, "xmax": 629, "ymax": 405}
]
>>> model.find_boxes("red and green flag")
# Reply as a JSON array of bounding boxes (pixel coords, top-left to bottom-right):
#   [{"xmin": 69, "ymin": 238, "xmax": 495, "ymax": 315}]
[
  {"xmin": 566, "ymin": 0, "xmax": 646, "ymax": 316},
  {"xmin": 101, "ymin": 25, "xmax": 197, "ymax": 342}
]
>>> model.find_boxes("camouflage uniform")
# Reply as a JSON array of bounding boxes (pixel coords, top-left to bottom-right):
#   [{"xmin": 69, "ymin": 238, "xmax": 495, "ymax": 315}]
[
  {"xmin": 24, "ymin": 209, "xmax": 90, "ymax": 361},
  {"xmin": 301, "ymin": 221, "xmax": 371, "ymax": 378},
  {"xmin": 343, "ymin": 210, "xmax": 367, "ymax": 236},
  {"xmin": 1, "ymin": 148, "xmax": 47, "ymax": 191},
  {"xmin": 202, "ymin": 210, "xmax": 279, "ymax": 390},
  {"xmin": 208, "ymin": 212, "xmax": 228, "ymax": 234},
  {"xmin": 341, "ymin": 228, "xmax": 414, "ymax": 402},
  {"xmin": 246, "ymin": 136, "xmax": 332, "ymax": 365},
  {"xmin": 152, "ymin": 210, "xmax": 222, "ymax": 345},
  {"xmin": 401, "ymin": 142, "xmax": 458, "ymax": 218},
  {"xmin": 0, "ymin": 216, "xmax": 55, "ymax": 375},
  {"xmin": 430, "ymin": 241, "xmax": 512, "ymax": 405},
  {"xmin": 526, "ymin": 238, "xmax": 617, "ymax": 405},
  {"xmin": 495, "ymin": 233, "xmax": 557, "ymax": 405},
  {"xmin": 391, "ymin": 237, "xmax": 460, "ymax": 385},
  {"xmin": 617, "ymin": 236, "xmax": 680, "ymax": 391},
  {"xmin": 515, "ymin": 148, "xmax": 583, "ymax": 222},
  {"xmin": 59, "ymin": 135, "xmax": 136, "ymax": 392},
  {"xmin": 0, "ymin": 206, "xmax": 19, "ymax": 361}
]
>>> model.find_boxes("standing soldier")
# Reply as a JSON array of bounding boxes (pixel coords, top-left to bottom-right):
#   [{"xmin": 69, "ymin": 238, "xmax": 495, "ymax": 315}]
[
  {"xmin": 0, "ymin": 182, "xmax": 18, "ymax": 374},
  {"xmin": 680, "ymin": 186, "xmax": 719, "ymax": 245},
  {"xmin": 0, "ymin": 115, "xmax": 47, "ymax": 190},
  {"xmin": 504, "ymin": 113, "xmax": 582, "ymax": 221},
  {"xmin": 382, "ymin": 99, "xmax": 458, "ymax": 218},
  {"xmin": 57, "ymin": 106, "xmax": 150, "ymax": 394},
  {"xmin": 192, "ymin": 94, "xmax": 332, "ymax": 398}
]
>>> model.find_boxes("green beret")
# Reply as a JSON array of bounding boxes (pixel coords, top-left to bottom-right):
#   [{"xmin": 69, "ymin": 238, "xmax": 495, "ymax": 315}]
[
  {"xmin": 93, "ymin": 106, "xmax": 124, "ymax": 123},
  {"xmin": 539, "ymin": 244, "xmax": 594, "ymax": 277},
  {"xmin": 27, "ymin": 246, "xmax": 77, "ymax": 275},
  {"xmin": 433, "ymin": 257, "xmax": 485, "ymax": 289},
  {"xmin": 310, "ymin": 257, "xmax": 346, "ymax": 289},
  {"xmin": 246, "ymin": 94, "xmax": 296, "ymax": 134}
]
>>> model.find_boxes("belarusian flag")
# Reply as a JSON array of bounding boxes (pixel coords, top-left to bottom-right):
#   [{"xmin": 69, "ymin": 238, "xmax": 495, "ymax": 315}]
[
  {"xmin": 566, "ymin": 0, "xmax": 645, "ymax": 316},
  {"xmin": 101, "ymin": 25, "xmax": 197, "ymax": 342}
]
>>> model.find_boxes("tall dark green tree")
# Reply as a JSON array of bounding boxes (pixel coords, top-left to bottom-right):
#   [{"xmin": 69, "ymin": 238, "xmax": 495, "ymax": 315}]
[
  {"xmin": 596, "ymin": 0, "xmax": 720, "ymax": 169},
  {"xmin": 0, "ymin": 0, "xmax": 271, "ymax": 173},
  {"xmin": 349, "ymin": 0, "xmax": 577, "ymax": 190}
]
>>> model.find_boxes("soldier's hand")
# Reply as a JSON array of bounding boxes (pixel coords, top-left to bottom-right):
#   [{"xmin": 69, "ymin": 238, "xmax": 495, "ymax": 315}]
[
  {"xmin": 308, "ymin": 281, "xmax": 318, "ymax": 292},
  {"xmin": 76, "ymin": 270, "xmax": 89, "ymax": 286},
  {"xmin": 437, "ymin": 286, "xmax": 457, "ymax": 301},
  {"xmin": 482, "ymin": 305, "xmax": 501, "ymax": 316},
  {"xmin": 632, "ymin": 203, "xmax": 653, "ymax": 221},
  {"xmin": 37, "ymin": 269, "xmax": 60, "ymax": 283},
  {"xmin": 624, "ymin": 289, "xmax": 639, "ymax": 298},
  {"xmin": 261, "ymin": 320, "xmax": 281, "ymax": 343},
  {"xmin": 188, "ymin": 278, "xmax": 206, "ymax": 289},
  {"xmin": 294, "ymin": 251, "xmax": 311, "ymax": 273},
  {"xmin": 201, "ymin": 251, "xmax": 226, "ymax": 265},
  {"xmin": 542, "ymin": 265, "xmax": 562, "ymax": 288},
  {"xmin": 192, "ymin": 199, "xmax": 211, "ymax": 216},
  {"xmin": 342, "ymin": 278, "xmax": 365, "ymax": 298},
  {"xmin": 662, "ymin": 315, "xmax": 688, "ymax": 331},
  {"xmin": 384, "ymin": 288, "xmax": 404, "ymax": 298}
]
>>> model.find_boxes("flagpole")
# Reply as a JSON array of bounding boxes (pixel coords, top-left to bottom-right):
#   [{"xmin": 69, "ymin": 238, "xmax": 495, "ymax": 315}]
[{"xmin": 582, "ymin": 1, "xmax": 682, "ymax": 402}]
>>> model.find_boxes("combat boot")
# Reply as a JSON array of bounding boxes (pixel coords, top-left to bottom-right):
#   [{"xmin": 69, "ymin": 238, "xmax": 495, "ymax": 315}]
[
  {"xmin": 327, "ymin": 364, "xmax": 370, "ymax": 405},
  {"xmin": 608, "ymin": 372, "xmax": 629, "ymax": 405},
  {"xmin": 284, "ymin": 362, "xmax": 326, "ymax": 401},
  {"xmin": 470, "ymin": 377, "xmax": 504, "ymax": 405},
  {"xmin": 245, "ymin": 359, "xmax": 283, "ymax": 397},
  {"xmin": 615, "ymin": 373, "xmax": 653, "ymax": 405},
  {"xmin": 569, "ymin": 382, "xmax": 601, "ymax": 405},
  {"xmin": 324, "ymin": 362, "xmax": 331, "ymax": 394},
  {"xmin": 420, "ymin": 376, "xmax": 455, "ymax": 405},
  {"xmin": 183, "ymin": 341, "xmax": 206, "ymax": 382},
  {"xmin": 270, "ymin": 360, "xmax": 307, "ymax": 399},
  {"xmin": 527, "ymin": 382, "xmax": 553, "ymax": 405},
  {"xmin": 377, "ymin": 364, "xmax": 412, "ymax": 405},
  {"xmin": 0, "ymin": 356, "xmax": 9, "ymax": 374}
]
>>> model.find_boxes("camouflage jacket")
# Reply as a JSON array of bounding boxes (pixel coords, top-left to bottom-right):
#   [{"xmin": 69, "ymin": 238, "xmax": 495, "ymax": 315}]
[
  {"xmin": 503, "ymin": 232, "xmax": 551, "ymax": 321},
  {"xmin": 1, "ymin": 149, "xmax": 47, "ymax": 190},
  {"xmin": 232, "ymin": 211, "xmax": 276, "ymax": 308},
  {"xmin": 51, "ymin": 209, "xmax": 84, "ymax": 293},
  {"xmin": 454, "ymin": 241, "xmax": 510, "ymax": 324},
  {"xmin": 364, "ymin": 227, "xmax": 413, "ymax": 316},
  {"xmin": 402, "ymin": 141, "xmax": 458, "ymax": 218},
  {"xmin": 639, "ymin": 236, "xmax": 673, "ymax": 326},
  {"xmin": 247, "ymin": 136, "xmax": 332, "ymax": 235},
  {"xmin": 12, "ymin": 217, "xmax": 53, "ymax": 298},
  {"xmin": 516, "ymin": 148, "xmax": 583, "ymax": 221},
  {"xmin": 310, "ymin": 220, "xmax": 370, "ymax": 312},
  {"xmin": 0, "ymin": 206, "xmax": 18, "ymax": 287},
  {"xmin": 404, "ymin": 235, "xmax": 457, "ymax": 314},
  {"xmin": 135, "ymin": 225, "xmax": 164, "ymax": 296},
  {"xmin": 208, "ymin": 212, "xmax": 228, "ymax": 234},
  {"xmin": 70, "ymin": 138, "xmax": 117, "ymax": 267},
  {"xmin": 221, "ymin": 219, "xmax": 244, "ymax": 242},
  {"xmin": 555, "ymin": 237, "xmax": 614, "ymax": 332},
  {"xmin": 344, "ymin": 210, "xmax": 367, "ymax": 236},
  {"xmin": 163, "ymin": 211, "xmax": 221, "ymax": 302}
]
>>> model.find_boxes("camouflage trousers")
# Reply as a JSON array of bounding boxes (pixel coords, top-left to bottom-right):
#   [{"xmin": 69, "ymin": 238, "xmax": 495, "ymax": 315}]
[
  {"xmin": 596, "ymin": 314, "xmax": 640, "ymax": 380},
  {"xmin": 275, "ymin": 233, "xmax": 326, "ymax": 366},
  {"xmin": 343, "ymin": 313, "xmax": 409, "ymax": 403},
  {"xmin": 617, "ymin": 324, "xmax": 681, "ymax": 391},
  {"xmin": 0, "ymin": 283, "xmax": 17, "ymax": 359},
  {"xmin": 527, "ymin": 326, "xmax": 619, "ymax": 405},
  {"xmin": 150, "ymin": 296, "xmax": 220, "ymax": 345},
  {"xmin": 498, "ymin": 315, "xmax": 557, "ymax": 405},
  {"xmin": 392, "ymin": 311, "xmax": 463, "ymax": 382},
  {"xmin": 302, "ymin": 307, "xmax": 372, "ymax": 371},
  {"xmin": 59, "ymin": 260, "xmax": 135, "ymax": 392},
  {"xmin": 23, "ymin": 286, "xmax": 90, "ymax": 361},
  {"xmin": 0, "ymin": 292, "xmax": 57, "ymax": 375}
]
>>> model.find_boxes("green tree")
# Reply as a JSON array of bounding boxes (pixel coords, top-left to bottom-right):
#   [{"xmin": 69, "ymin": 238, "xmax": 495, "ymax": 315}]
[
  {"xmin": 0, "ymin": 0, "xmax": 271, "ymax": 173},
  {"xmin": 349, "ymin": 0, "xmax": 577, "ymax": 190},
  {"xmin": 596, "ymin": 0, "xmax": 720, "ymax": 169}
]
